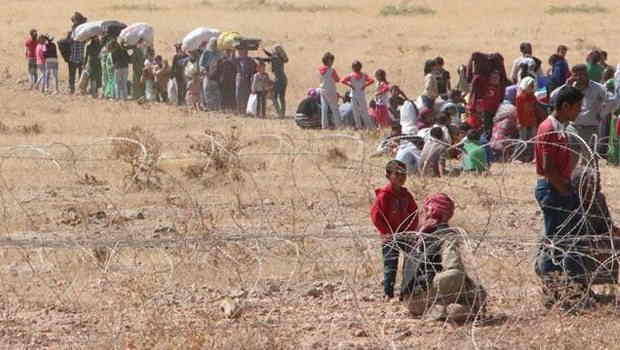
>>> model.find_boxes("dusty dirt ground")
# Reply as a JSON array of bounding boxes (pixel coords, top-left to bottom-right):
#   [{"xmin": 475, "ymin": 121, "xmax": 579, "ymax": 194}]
[{"xmin": 3, "ymin": 0, "xmax": 620, "ymax": 349}]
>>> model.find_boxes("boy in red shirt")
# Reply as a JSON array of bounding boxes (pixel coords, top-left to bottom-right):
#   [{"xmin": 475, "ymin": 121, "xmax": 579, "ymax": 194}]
[
  {"xmin": 534, "ymin": 85, "xmax": 587, "ymax": 309},
  {"xmin": 371, "ymin": 160, "xmax": 419, "ymax": 300}
]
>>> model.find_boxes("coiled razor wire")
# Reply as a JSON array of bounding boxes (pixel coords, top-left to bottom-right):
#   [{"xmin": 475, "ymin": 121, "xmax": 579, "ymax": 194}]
[{"xmin": 1, "ymin": 128, "xmax": 620, "ymax": 348}]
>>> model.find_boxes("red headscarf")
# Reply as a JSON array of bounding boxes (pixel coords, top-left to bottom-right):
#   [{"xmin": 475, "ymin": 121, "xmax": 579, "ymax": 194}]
[{"xmin": 420, "ymin": 193, "xmax": 455, "ymax": 233}]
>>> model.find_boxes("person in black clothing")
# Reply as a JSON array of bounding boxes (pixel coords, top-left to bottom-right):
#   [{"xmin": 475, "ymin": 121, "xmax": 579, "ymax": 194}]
[
  {"xmin": 171, "ymin": 43, "xmax": 188, "ymax": 106},
  {"xmin": 84, "ymin": 37, "xmax": 102, "ymax": 98},
  {"xmin": 220, "ymin": 50, "xmax": 238, "ymax": 113},
  {"xmin": 111, "ymin": 41, "xmax": 130, "ymax": 100},
  {"xmin": 42, "ymin": 35, "xmax": 59, "ymax": 93},
  {"xmin": 295, "ymin": 89, "xmax": 322, "ymax": 129}
]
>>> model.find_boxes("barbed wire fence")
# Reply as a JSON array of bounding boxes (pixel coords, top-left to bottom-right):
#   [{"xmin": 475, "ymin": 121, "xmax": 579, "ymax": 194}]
[{"xmin": 2, "ymin": 127, "xmax": 620, "ymax": 349}]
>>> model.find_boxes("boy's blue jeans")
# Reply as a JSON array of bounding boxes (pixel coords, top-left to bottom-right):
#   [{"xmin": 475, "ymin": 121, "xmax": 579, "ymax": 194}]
[
  {"xmin": 534, "ymin": 179, "xmax": 586, "ymax": 283},
  {"xmin": 382, "ymin": 237, "xmax": 414, "ymax": 298}
]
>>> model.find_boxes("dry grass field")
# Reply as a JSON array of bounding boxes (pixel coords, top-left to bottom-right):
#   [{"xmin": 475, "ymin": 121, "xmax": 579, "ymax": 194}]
[{"xmin": 2, "ymin": 0, "xmax": 620, "ymax": 348}]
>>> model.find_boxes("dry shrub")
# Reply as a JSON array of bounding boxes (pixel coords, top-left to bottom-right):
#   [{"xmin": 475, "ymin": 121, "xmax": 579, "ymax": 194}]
[
  {"xmin": 15, "ymin": 123, "xmax": 43, "ymax": 135},
  {"xmin": 106, "ymin": 2, "xmax": 168, "ymax": 11},
  {"xmin": 235, "ymin": 0, "xmax": 352, "ymax": 13},
  {"xmin": 326, "ymin": 147, "xmax": 348, "ymax": 162},
  {"xmin": 77, "ymin": 173, "xmax": 107, "ymax": 186},
  {"xmin": 546, "ymin": 4, "xmax": 606, "ymax": 15},
  {"xmin": 206, "ymin": 325, "xmax": 286, "ymax": 350},
  {"xmin": 183, "ymin": 127, "xmax": 244, "ymax": 184},
  {"xmin": 111, "ymin": 126, "xmax": 163, "ymax": 191},
  {"xmin": 380, "ymin": 1, "xmax": 436, "ymax": 16},
  {"xmin": 0, "ymin": 121, "xmax": 9, "ymax": 134}
]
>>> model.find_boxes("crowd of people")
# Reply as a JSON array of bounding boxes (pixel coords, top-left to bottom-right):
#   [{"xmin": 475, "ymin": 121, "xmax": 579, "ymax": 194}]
[
  {"xmin": 23, "ymin": 12, "xmax": 620, "ymax": 320},
  {"xmin": 25, "ymin": 12, "xmax": 289, "ymax": 118},
  {"xmin": 371, "ymin": 85, "xmax": 620, "ymax": 320}
]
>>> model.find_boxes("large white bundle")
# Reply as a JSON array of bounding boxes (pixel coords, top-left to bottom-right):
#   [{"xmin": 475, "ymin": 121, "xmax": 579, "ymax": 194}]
[
  {"xmin": 119, "ymin": 23, "xmax": 154, "ymax": 46},
  {"xmin": 72, "ymin": 21, "xmax": 104, "ymax": 42},
  {"xmin": 400, "ymin": 101, "xmax": 418, "ymax": 135},
  {"xmin": 182, "ymin": 27, "xmax": 220, "ymax": 52}
]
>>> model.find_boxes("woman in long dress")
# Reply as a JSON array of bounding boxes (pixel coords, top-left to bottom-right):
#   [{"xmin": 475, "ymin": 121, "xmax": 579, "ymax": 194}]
[
  {"xmin": 101, "ymin": 43, "xmax": 116, "ymax": 99},
  {"xmin": 219, "ymin": 50, "xmax": 237, "ymax": 113}
]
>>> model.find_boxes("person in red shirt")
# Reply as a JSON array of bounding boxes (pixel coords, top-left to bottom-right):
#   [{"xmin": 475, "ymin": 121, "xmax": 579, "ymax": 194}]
[
  {"xmin": 25, "ymin": 29, "xmax": 38, "ymax": 89},
  {"xmin": 534, "ymin": 85, "xmax": 588, "ymax": 309},
  {"xmin": 516, "ymin": 76, "xmax": 538, "ymax": 161},
  {"xmin": 371, "ymin": 160, "xmax": 419, "ymax": 300}
]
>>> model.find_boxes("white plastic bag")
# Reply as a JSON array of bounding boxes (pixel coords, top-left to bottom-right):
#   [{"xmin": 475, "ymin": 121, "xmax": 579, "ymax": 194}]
[
  {"xmin": 182, "ymin": 27, "xmax": 220, "ymax": 52},
  {"xmin": 167, "ymin": 78, "xmax": 178, "ymax": 105},
  {"xmin": 246, "ymin": 94, "xmax": 258, "ymax": 116},
  {"xmin": 73, "ymin": 21, "xmax": 104, "ymax": 42},
  {"xmin": 119, "ymin": 23, "xmax": 154, "ymax": 46}
]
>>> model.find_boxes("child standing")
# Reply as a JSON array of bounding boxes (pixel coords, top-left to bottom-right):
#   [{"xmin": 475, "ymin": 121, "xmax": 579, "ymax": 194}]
[
  {"xmin": 374, "ymin": 69, "xmax": 393, "ymax": 128},
  {"xmin": 319, "ymin": 52, "xmax": 341, "ymax": 129},
  {"xmin": 434, "ymin": 56, "xmax": 451, "ymax": 99},
  {"xmin": 41, "ymin": 35, "xmax": 59, "ymax": 94},
  {"xmin": 154, "ymin": 56, "xmax": 171, "ymax": 103},
  {"xmin": 516, "ymin": 76, "xmax": 537, "ymax": 162},
  {"xmin": 252, "ymin": 61, "xmax": 273, "ymax": 118},
  {"xmin": 185, "ymin": 58, "xmax": 201, "ymax": 112},
  {"xmin": 371, "ymin": 160, "xmax": 419, "ymax": 300},
  {"xmin": 341, "ymin": 60, "xmax": 375, "ymax": 129},
  {"xmin": 141, "ymin": 48, "xmax": 157, "ymax": 102},
  {"xmin": 142, "ymin": 59, "xmax": 156, "ymax": 102},
  {"xmin": 33, "ymin": 35, "xmax": 46, "ymax": 92},
  {"xmin": 421, "ymin": 59, "xmax": 439, "ymax": 110}
]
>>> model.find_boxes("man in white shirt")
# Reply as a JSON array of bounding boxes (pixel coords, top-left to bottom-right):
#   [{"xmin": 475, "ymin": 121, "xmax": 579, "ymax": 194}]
[
  {"xmin": 550, "ymin": 64, "xmax": 607, "ymax": 156},
  {"xmin": 510, "ymin": 42, "xmax": 543, "ymax": 84},
  {"xmin": 395, "ymin": 138, "xmax": 424, "ymax": 174}
]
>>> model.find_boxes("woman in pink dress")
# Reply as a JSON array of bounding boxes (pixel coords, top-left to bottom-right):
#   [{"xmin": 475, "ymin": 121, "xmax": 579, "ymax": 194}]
[{"xmin": 373, "ymin": 69, "xmax": 392, "ymax": 128}]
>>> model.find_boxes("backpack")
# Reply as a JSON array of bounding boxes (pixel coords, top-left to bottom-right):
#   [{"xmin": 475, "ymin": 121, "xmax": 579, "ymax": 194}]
[{"xmin": 466, "ymin": 52, "xmax": 508, "ymax": 84}]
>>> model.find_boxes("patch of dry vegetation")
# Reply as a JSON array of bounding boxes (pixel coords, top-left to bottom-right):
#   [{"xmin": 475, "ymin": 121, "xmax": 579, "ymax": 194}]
[
  {"xmin": 380, "ymin": 1, "xmax": 435, "ymax": 16},
  {"xmin": 2, "ymin": 0, "xmax": 620, "ymax": 348},
  {"xmin": 546, "ymin": 4, "xmax": 607, "ymax": 15},
  {"xmin": 105, "ymin": 2, "xmax": 169, "ymax": 11},
  {"xmin": 183, "ymin": 127, "xmax": 244, "ymax": 184},
  {"xmin": 234, "ymin": 0, "xmax": 355, "ymax": 13},
  {"xmin": 111, "ymin": 126, "xmax": 163, "ymax": 191}
]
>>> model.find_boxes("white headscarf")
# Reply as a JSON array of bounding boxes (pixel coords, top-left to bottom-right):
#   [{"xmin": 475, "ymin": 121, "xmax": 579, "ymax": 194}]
[{"xmin": 518, "ymin": 76, "xmax": 536, "ymax": 92}]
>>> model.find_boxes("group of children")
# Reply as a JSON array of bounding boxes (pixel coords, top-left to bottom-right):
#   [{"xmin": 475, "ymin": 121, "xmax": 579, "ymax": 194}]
[
  {"xmin": 25, "ymin": 29, "xmax": 60, "ymax": 94},
  {"xmin": 307, "ymin": 53, "xmax": 455, "ymax": 132}
]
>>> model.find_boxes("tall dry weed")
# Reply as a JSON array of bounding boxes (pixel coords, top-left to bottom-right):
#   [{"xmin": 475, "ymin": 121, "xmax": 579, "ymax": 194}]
[{"xmin": 111, "ymin": 126, "xmax": 163, "ymax": 191}]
